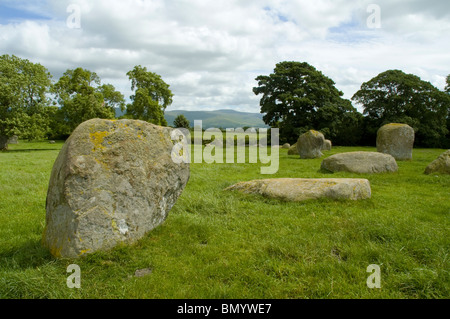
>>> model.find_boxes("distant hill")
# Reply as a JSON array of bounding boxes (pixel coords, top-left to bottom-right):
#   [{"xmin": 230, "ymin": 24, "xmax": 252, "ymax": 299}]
[
  {"xmin": 115, "ymin": 108, "xmax": 268, "ymax": 128},
  {"xmin": 165, "ymin": 109, "xmax": 268, "ymax": 129}
]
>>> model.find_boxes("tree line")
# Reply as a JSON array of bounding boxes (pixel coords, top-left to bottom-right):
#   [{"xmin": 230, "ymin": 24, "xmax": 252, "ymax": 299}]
[
  {"xmin": 0, "ymin": 54, "xmax": 172, "ymax": 149},
  {"xmin": 254, "ymin": 61, "xmax": 450, "ymax": 148},
  {"xmin": 1, "ymin": 55, "xmax": 449, "ymax": 150}
]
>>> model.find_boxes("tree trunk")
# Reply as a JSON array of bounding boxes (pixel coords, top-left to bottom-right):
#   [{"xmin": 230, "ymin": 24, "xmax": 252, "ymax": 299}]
[{"xmin": 0, "ymin": 135, "xmax": 9, "ymax": 150}]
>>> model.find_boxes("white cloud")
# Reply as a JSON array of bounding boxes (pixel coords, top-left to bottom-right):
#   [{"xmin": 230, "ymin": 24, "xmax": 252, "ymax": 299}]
[{"xmin": 0, "ymin": 0, "xmax": 448, "ymax": 113}]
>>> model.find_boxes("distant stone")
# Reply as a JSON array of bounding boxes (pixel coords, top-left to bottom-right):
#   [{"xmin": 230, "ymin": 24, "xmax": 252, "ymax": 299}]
[
  {"xmin": 43, "ymin": 118, "xmax": 190, "ymax": 258},
  {"xmin": 7, "ymin": 135, "xmax": 18, "ymax": 144},
  {"xmin": 296, "ymin": 130, "xmax": 325, "ymax": 159},
  {"xmin": 322, "ymin": 139, "xmax": 332, "ymax": 151},
  {"xmin": 134, "ymin": 268, "xmax": 153, "ymax": 277},
  {"xmin": 282, "ymin": 143, "xmax": 291, "ymax": 149},
  {"xmin": 321, "ymin": 151, "xmax": 398, "ymax": 174},
  {"xmin": 48, "ymin": 140, "xmax": 56, "ymax": 144},
  {"xmin": 225, "ymin": 178, "xmax": 371, "ymax": 201},
  {"xmin": 424, "ymin": 150, "xmax": 450, "ymax": 175},
  {"xmin": 288, "ymin": 143, "xmax": 298, "ymax": 155},
  {"xmin": 377, "ymin": 123, "xmax": 414, "ymax": 160}
]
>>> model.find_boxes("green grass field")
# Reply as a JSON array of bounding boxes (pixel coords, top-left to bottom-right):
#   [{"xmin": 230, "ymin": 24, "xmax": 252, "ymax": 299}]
[{"xmin": 0, "ymin": 141, "xmax": 449, "ymax": 299}]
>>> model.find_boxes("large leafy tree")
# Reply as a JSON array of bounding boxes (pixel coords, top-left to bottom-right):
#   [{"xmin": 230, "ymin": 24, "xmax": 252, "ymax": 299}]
[
  {"xmin": 444, "ymin": 74, "xmax": 450, "ymax": 148},
  {"xmin": 53, "ymin": 67, "xmax": 125, "ymax": 136},
  {"xmin": 352, "ymin": 70, "xmax": 450, "ymax": 148},
  {"xmin": 126, "ymin": 65, "xmax": 173, "ymax": 126},
  {"xmin": 0, "ymin": 54, "xmax": 53, "ymax": 149},
  {"xmin": 253, "ymin": 61, "xmax": 362, "ymax": 145},
  {"xmin": 446, "ymin": 75, "xmax": 450, "ymax": 94}
]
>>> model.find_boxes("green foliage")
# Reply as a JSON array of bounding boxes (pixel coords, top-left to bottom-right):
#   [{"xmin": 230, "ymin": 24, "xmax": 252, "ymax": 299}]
[
  {"xmin": 352, "ymin": 70, "xmax": 450, "ymax": 148},
  {"xmin": 445, "ymin": 75, "xmax": 450, "ymax": 94},
  {"xmin": 52, "ymin": 68, "xmax": 124, "ymax": 136},
  {"xmin": 126, "ymin": 65, "xmax": 173, "ymax": 126},
  {"xmin": 0, "ymin": 54, "xmax": 53, "ymax": 144},
  {"xmin": 173, "ymin": 114, "xmax": 190, "ymax": 129},
  {"xmin": 253, "ymin": 61, "xmax": 362, "ymax": 145}
]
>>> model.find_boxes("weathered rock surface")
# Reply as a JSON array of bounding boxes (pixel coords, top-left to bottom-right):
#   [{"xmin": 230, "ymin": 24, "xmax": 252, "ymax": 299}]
[
  {"xmin": 377, "ymin": 123, "xmax": 414, "ymax": 160},
  {"xmin": 225, "ymin": 178, "xmax": 371, "ymax": 201},
  {"xmin": 43, "ymin": 118, "xmax": 190, "ymax": 258},
  {"xmin": 296, "ymin": 130, "xmax": 325, "ymax": 159},
  {"xmin": 7, "ymin": 135, "xmax": 18, "ymax": 144},
  {"xmin": 288, "ymin": 143, "xmax": 298, "ymax": 155},
  {"xmin": 321, "ymin": 151, "xmax": 398, "ymax": 174},
  {"xmin": 322, "ymin": 139, "xmax": 332, "ymax": 151},
  {"xmin": 424, "ymin": 150, "xmax": 450, "ymax": 175}
]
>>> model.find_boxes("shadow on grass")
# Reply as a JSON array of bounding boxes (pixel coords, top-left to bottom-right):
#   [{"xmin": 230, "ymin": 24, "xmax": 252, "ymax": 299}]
[
  {"xmin": 0, "ymin": 239, "xmax": 55, "ymax": 269},
  {"xmin": 1, "ymin": 148, "xmax": 60, "ymax": 153},
  {"xmin": 317, "ymin": 167, "xmax": 334, "ymax": 174}
]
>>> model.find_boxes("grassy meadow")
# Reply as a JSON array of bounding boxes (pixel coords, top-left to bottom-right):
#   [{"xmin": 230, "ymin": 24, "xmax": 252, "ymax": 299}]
[{"xmin": 0, "ymin": 141, "xmax": 449, "ymax": 299}]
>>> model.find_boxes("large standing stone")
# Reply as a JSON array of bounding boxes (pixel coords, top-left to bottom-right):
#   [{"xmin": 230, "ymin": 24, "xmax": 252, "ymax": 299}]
[
  {"xmin": 377, "ymin": 123, "xmax": 415, "ymax": 160},
  {"xmin": 225, "ymin": 178, "xmax": 371, "ymax": 201},
  {"xmin": 424, "ymin": 150, "xmax": 450, "ymax": 175},
  {"xmin": 296, "ymin": 130, "xmax": 325, "ymax": 159},
  {"xmin": 321, "ymin": 151, "xmax": 398, "ymax": 174},
  {"xmin": 43, "ymin": 119, "xmax": 190, "ymax": 258}
]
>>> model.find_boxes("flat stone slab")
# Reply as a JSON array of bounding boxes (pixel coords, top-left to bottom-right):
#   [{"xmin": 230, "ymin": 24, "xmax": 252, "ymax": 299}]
[
  {"xmin": 321, "ymin": 151, "xmax": 398, "ymax": 174},
  {"xmin": 225, "ymin": 178, "xmax": 371, "ymax": 201}
]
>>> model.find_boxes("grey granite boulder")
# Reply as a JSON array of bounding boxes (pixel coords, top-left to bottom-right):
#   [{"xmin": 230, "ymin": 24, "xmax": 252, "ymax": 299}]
[
  {"xmin": 321, "ymin": 151, "xmax": 398, "ymax": 174},
  {"xmin": 377, "ymin": 123, "xmax": 414, "ymax": 160},
  {"xmin": 226, "ymin": 178, "xmax": 371, "ymax": 201},
  {"xmin": 296, "ymin": 130, "xmax": 325, "ymax": 159},
  {"xmin": 322, "ymin": 139, "xmax": 332, "ymax": 151},
  {"xmin": 424, "ymin": 150, "xmax": 450, "ymax": 175},
  {"xmin": 42, "ymin": 118, "xmax": 190, "ymax": 258},
  {"xmin": 288, "ymin": 143, "xmax": 298, "ymax": 155},
  {"xmin": 7, "ymin": 135, "xmax": 18, "ymax": 144}
]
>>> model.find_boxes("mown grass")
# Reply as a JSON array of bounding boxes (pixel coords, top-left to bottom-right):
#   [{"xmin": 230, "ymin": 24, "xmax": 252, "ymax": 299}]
[{"xmin": 0, "ymin": 141, "xmax": 448, "ymax": 299}]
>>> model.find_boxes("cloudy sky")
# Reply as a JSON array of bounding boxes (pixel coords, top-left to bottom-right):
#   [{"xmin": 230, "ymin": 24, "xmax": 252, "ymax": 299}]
[{"xmin": 1, "ymin": 0, "xmax": 449, "ymax": 113}]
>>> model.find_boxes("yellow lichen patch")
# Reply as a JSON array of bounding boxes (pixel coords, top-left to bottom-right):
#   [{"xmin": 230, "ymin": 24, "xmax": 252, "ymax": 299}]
[
  {"xmin": 89, "ymin": 130, "xmax": 110, "ymax": 151},
  {"xmin": 78, "ymin": 249, "xmax": 91, "ymax": 256},
  {"xmin": 387, "ymin": 123, "xmax": 406, "ymax": 127},
  {"xmin": 49, "ymin": 244, "xmax": 63, "ymax": 258},
  {"xmin": 111, "ymin": 219, "xmax": 117, "ymax": 230}
]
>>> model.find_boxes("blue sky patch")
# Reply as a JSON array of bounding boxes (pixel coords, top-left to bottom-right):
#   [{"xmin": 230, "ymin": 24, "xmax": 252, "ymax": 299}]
[{"xmin": 0, "ymin": 3, "xmax": 51, "ymax": 24}]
